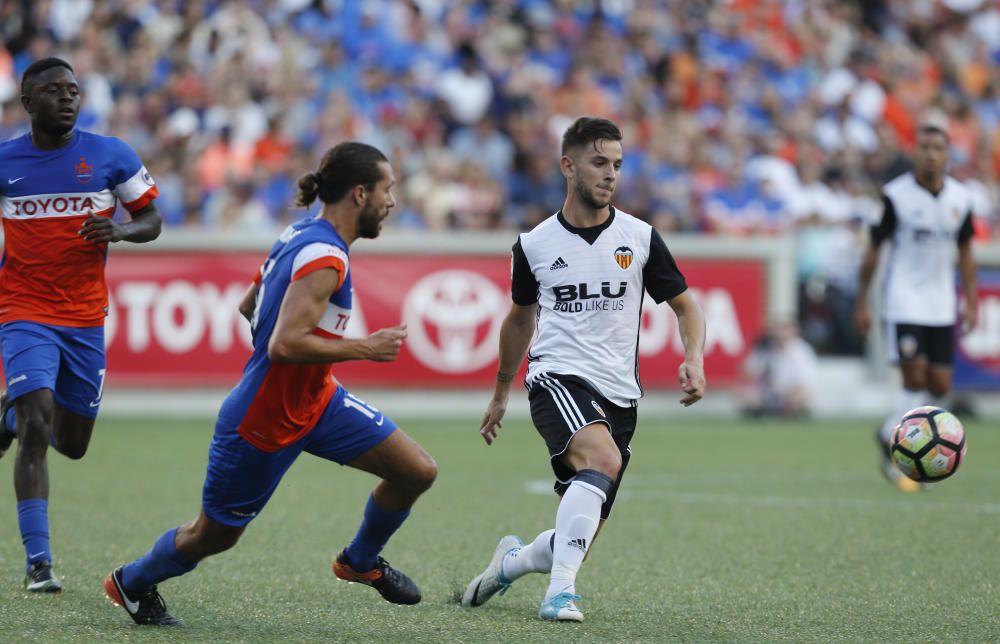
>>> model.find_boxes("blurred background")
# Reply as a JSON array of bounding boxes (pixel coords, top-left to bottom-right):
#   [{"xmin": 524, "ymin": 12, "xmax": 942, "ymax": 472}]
[{"xmin": 1, "ymin": 0, "xmax": 998, "ymax": 418}]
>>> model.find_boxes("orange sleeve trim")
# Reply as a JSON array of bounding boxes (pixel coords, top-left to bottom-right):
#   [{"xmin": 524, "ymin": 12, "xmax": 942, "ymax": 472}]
[
  {"xmin": 122, "ymin": 186, "xmax": 160, "ymax": 212},
  {"xmin": 292, "ymin": 256, "xmax": 346, "ymax": 291},
  {"xmin": 86, "ymin": 206, "xmax": 117, "ymax": 218}
]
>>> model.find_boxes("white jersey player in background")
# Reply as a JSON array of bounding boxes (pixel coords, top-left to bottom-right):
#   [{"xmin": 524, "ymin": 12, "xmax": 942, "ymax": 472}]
[
  {"xmin": 461, "ymin": 117, "xmax": 706, "ymax": 621},
  {"xmin": 854, "ymin": 111, "xmax": 978, "ymax": 493}
]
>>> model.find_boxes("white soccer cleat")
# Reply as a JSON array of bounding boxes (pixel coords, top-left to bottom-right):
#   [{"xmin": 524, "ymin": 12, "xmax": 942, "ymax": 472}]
[
  {"xmin": 461, "ymin": 534, "xmax": 523, "ymax": 607},
  {"xmin": 538, "ymin": 591, "xmax": 583, "ymax": 622}
]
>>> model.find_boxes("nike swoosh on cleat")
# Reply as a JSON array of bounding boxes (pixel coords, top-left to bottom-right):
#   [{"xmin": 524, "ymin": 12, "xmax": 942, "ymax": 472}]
[
  {"xmin": 8, "ymin": 177, "xmax": 25, "ymax": 184},
  {"xmin": 114, "ymin": 575, "xmax": 141, "ymax": 614},
  {"xmin": 472, "ymin": 579, "xmax": 483, "ymax": 604}
]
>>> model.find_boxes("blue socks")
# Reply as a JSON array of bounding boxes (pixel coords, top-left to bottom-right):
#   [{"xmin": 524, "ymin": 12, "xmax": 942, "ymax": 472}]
[
  {"xmin": 343, "ymin": 495, "xmax": 410, "ymax": 571},
  {"xmin": 17, "ymin": 499, "xmax": 50, "ymax": 573},
  {"xmin": 121, "ymin": 527, "xmax": 197, "ymax": 593}
]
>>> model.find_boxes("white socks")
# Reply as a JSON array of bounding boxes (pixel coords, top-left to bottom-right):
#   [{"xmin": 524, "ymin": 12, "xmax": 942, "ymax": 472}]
[
  {"xmin": 502, "ymin": 529, "xmax": 555, "ymax": 581},
  {"xmin": 545, "ymin": 479, "xmax": 605, "ymax": 600},
  {"xmin": 880, "ymin": 388, "xmax": 927, "ymax": 443}
]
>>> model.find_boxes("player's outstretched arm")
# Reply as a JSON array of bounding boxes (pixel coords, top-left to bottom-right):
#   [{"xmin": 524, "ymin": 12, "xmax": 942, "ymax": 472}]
[
  {"xmin": 480, "ymin": 302, "xmax": 537, "ymax": 445},
  {"xmin": 268, "ymin": 267, "xmax": 406, "ymax": 364},
  {"xmin": 79, "ymin": 202, "xmax": 162, "ymax": 244},
  {"xmin": 668, "ymin": 290, "xmax": 706, "ymax": 407}
]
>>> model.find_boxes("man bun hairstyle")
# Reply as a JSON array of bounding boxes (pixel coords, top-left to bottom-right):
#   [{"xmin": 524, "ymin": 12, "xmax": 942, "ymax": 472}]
[
  {"xmin": 561, "ymin": 116, "xmax": 623, "ymax": 156},
  {"xmin": 296, "ymin": 172, "xmax": 322, "ymax": 208},
  {"xmin": 296, "ymin": 142, "xmax": 388, "ymax": 208},
  {"xmin": 21, "ymin": 57, "xmax": 75, "ymax": 96}
]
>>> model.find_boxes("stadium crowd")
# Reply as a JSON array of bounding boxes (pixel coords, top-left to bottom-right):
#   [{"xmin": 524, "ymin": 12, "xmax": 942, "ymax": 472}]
[{"xmin": 0, "ymin": 0, "xmax": 998, "ymax": 354}]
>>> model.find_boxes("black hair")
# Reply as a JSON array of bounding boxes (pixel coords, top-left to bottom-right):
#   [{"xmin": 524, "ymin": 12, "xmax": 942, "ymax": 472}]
[
  {"xmin": 297, "ymin": 142, "xmax": 389, "ymax": 207},
  {"xmin": 561, "ymin": 116, "xmax": 623, "ymax": 156},
  {"xmin": 21, "ymin": 57, "xmax": 75, "ymax": 96},
  {"xmin": 917, "ymin": 124, "xmax": 949, "ymax": 140}
]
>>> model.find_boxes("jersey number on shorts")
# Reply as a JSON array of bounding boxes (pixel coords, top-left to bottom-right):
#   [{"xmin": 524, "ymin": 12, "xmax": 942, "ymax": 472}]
[
  {"xmin": 344, "ymin": 393, "xmax": 384, "ymax": 425},
  {"xmin": 89, "ymin": 368, "xmax": 106, "ymax": 408}
]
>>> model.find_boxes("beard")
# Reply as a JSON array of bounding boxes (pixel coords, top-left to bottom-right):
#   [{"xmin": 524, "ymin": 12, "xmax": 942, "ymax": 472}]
[
  {"xmin": 575, "ymin": 179, "xmax": 612, "ymax": 210},
  {"xmin": 357, "ymin": 203, "xmax": 384, "ymax": 239}
]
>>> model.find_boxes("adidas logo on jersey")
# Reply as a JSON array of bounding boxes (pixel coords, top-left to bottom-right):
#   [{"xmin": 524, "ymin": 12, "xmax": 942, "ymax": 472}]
[{"xmin": 550, "ymin": 257, "xmax": 568, "ymax": 270}]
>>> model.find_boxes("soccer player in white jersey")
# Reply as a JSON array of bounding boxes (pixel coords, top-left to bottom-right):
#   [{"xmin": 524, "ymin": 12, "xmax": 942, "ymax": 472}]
[
  {"xmin": 461, "ymin": 117, "xmax": 706, "ymax": 621},
  {"xmin": 854, "ymin": 111, "xmax": 978, "ymax": 492}
]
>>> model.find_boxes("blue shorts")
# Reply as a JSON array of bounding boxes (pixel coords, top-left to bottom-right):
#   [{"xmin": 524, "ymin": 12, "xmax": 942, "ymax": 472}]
[
  {"xmin": 202, "ymin": 387, "xmax": 397, "ymax": 526},
  {"xmin": 0, "ymin": 321, "xmax": 106, "ymax": 418}
]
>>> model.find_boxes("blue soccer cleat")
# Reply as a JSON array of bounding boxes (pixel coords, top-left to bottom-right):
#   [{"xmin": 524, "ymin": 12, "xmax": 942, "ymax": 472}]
[{"xmin": 538, "ymin": 591, "xmax": 583, "ymax": 622}]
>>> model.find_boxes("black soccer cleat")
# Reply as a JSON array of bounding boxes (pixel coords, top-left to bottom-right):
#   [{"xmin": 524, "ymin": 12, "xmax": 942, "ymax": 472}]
[
  {"xmin": 0, "ymin": 390, "xmax": 14, "ymax": 458},
  {"xmin": 333, "ymin": 551, "xmax": 421, "ymax": 605},
  {"xmin": 104, "ymin": 567, "xmax": 182, "ymax": 626},
  {"xmin": 25, "ymin": 560, "xmax": 62, "ymax": 593}
]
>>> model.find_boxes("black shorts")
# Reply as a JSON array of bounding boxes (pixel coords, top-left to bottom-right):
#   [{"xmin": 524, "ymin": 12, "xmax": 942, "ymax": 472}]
[
  {"xmin": 886, "ymin": 323, "xmax": 956, "ymax": 366},
  {"xmin": 528, "ymin": 373, "xmax": 637, "ymax": 519}
]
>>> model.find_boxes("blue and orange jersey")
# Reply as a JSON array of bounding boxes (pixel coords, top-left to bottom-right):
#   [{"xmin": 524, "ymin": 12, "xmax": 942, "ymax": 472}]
[
  {"xmin": 219, "ymin": 215, "xmax": 352, "ymax": 452},
  {"xmin": 0, "ymin": 130, "xmax": 158, "ymax": 326}
]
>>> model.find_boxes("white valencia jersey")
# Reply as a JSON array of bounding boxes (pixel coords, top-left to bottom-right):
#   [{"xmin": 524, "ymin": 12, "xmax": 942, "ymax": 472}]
[
  {"xmin": 512, "ymin": 208, "xmax": 687, "ymax": 406},
  {"xmin": 875, "ymin": 173, "xmax": 974, "ymax": 325}
]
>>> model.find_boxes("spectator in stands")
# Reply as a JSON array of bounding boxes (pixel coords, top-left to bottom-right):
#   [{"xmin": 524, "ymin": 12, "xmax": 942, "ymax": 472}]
[
  {"xmin": 741, "ymin": 321, "xmax": 818, "ymax": 418},
  {"xmin": 0, "ymin": 0, "xmax": 992, "ymax": 243}
]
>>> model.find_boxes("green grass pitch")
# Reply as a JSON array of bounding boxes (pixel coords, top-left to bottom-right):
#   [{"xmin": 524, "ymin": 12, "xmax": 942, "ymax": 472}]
[{"xmin": 0, "ymin": 415, "xmax": 997, "ymax": 643}]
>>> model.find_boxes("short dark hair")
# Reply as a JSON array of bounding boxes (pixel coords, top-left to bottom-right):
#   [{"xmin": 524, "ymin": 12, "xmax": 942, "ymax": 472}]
[
  {"xmin": 917, "ymin": 124, "xmax": 949, "ymax": 141},
  {"xmin": 561, "ymin": 117, "xmax": 623, "ymax": 156},
  {"xmin": 21, "ymin": 57, "xmax": 75, "ymax": 96},
  {"xmin": 296, "ymin": 142, "xmax": 389, "ymax": 207}
]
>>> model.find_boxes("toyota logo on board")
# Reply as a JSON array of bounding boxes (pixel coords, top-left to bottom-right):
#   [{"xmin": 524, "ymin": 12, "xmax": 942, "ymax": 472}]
[{"xmin": 402, "ymin": 270, "xmax": 506, "ymax": 373}]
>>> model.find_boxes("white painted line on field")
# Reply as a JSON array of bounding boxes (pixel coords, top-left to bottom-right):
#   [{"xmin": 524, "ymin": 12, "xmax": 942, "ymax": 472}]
[
  {"xmin": 626, "ymin": 490, "xmax": 1000, "ymax": 514},
  {"xmin": 522, "ymin": 480, "xmax": 1000, "ymax": 514}
]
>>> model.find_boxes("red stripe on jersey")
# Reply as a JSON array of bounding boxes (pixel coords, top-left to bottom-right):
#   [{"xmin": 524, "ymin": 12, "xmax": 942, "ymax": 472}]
[
  {"xmin": 122, "ymin": 185, "xmax": 159, "ymax": 212},
  {"xmin": 0, "ymin": 213, "xmax": 115, "ymax": 325},
  {"xmin": 292, "ymin": 256, "xmax": 346, "ymax": 290},
  {"xmin": 236, "ymin": 363, "xmax": 339, "ymax": 452},
  {"xmin": 312, "ymin": 327, "xmax": 343, "ymax": 339}
]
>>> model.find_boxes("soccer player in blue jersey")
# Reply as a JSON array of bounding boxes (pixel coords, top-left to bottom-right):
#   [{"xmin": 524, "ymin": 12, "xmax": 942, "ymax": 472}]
[
  {"xmin": 0, "ymin": 57, "xmax": 162, "ymax": 592},
  {"xmin": 104, "ymin": 142, "xmax": 437, "ymax": 626}
]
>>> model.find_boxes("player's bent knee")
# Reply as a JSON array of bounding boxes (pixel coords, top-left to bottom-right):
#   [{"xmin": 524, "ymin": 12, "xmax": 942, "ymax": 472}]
[
  {"xmin": 207, "ymin": 531, "xmax": 242, "ymax": 555},
  {"xmin": 17, "ymin": 417, "xmax": 52, "ymax": 454},
  {"xmin": 55, "ymin": 442, "xmax": 88, "ymax": 460},
  {"xmin": 899, "ymin": 367, "xmax": 927, "ymax": 391},
  {"xmin": 927, "ymin": 372, "xmax": 952, "ymax": 399},
  {"xmin": 53, "ymin": 432, "xmax": 92, "ymax": 459},
  {"xmin": 179, "ymin": 517, "xmax": 245, "ymax": 560},
  {"xmin": 408, "ymin": 453, "xmax": 438, "ymax": 493},
  {"xmin": 587, "ymin": 449, "xmax": 622, "ymax": 479}
]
